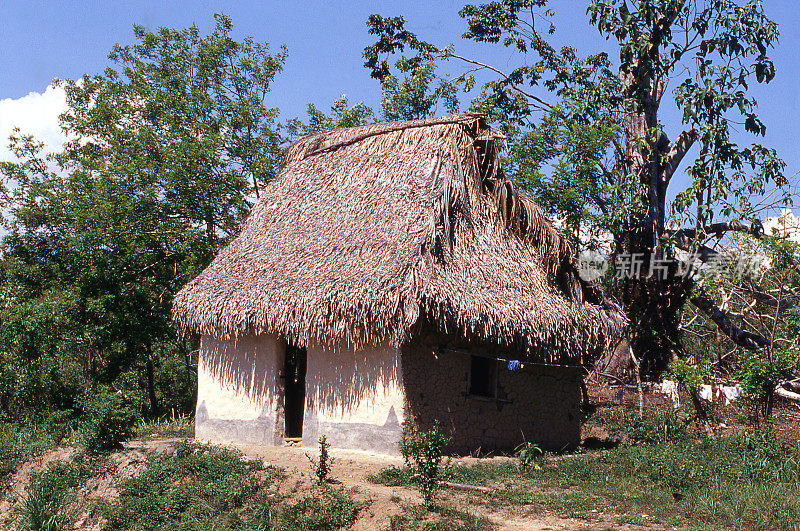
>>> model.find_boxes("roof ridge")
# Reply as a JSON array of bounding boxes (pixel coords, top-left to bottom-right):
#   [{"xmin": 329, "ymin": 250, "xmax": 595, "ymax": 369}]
[{"xmin": 297, "ymin": 113, "xmax": 486, "ymax": 161}]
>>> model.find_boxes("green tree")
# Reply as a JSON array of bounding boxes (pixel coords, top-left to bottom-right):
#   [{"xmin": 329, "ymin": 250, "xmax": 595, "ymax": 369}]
[
  {"xmin": 0, "ymin": 15, "xmax": 286, "ymax": 419},
  {"xmin": 364, "ymin": 1, "xmax": 788, "ymax": 375},
  {"xmin": 287, "ymin": 95, "xmax": 375, "ymax": 135}
]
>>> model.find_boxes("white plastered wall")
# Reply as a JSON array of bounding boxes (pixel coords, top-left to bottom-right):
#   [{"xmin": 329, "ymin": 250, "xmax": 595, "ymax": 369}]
[
  {"xmin": 302, "ymin": 342, "xmax": 405, "ymax": 455},
  {"xmin": 194, "ymin": 333, "xmax": 285, "ymax": 446}
]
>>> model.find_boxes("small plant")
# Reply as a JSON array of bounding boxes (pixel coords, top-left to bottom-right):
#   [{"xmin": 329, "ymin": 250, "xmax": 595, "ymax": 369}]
[
  {"xmin": 515, "ymin": 441, "xmax": 543, "ymax": 470},
  {"xmin": 307, "ymin": 434, "xmax": 335, "ymax": 484},
  {"xmin": 399, "ymin": 420, "xmax": 451, "ymax": 508},
  {"xmin": 81, "ymin": 391, "xmax": 138, "ymax": 454},
  {"xmin": 20, "ymin": 485, "xmax": 69, "ymax": 531}
]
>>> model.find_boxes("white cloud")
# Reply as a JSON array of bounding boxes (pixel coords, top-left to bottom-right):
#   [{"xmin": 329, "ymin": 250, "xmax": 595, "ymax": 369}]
[
  {"xmin": 763, "ymin": 208, "xmax": 800, "ymax": 243},
  {"xmin": 0, "ymin": 84, "xmax": 67, "ymax": 162}
]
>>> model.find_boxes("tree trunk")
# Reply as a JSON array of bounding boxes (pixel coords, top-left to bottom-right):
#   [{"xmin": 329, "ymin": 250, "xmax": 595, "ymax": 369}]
[
  {"xmin": 145, "ymin": 343, "xmax": 159, "ymax": 416},
  {"xmin": 184, "ymin": 342, "xmax": 197, "ymax": 410},
  {"xmin": 619, "ymin": 62, "xmax": 693, "ymax": 377}
]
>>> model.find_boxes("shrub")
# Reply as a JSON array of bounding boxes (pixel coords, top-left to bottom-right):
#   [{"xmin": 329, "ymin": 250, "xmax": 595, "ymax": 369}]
[
  {"xmin": 515, "ymin": 442, "xmax": 543, "ymax": 470},
  {"xmin": 307, "ymin": 435, "xmax": 335, "ymax": 484},
  {"xmin": 738, "ymin": 347, "xmax": 799, "ymax": 420},
  {"xmin": 400, "ymin": 420, "xmax": 451, "ymax": 508},
  {"xmin": 82, "ymin": 392, "xmax": 138, "ymax": 453},
  {"xmin": 277, "ymin": 490, "xmax": 360, "ymax": 530}
]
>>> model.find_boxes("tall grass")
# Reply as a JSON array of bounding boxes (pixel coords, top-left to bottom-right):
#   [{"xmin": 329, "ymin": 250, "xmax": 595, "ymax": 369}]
[
  {"xmin": 133, "ymin": 412, "xmax": 194, "ymax": 440},
  {"xmin": 18, "ymin": 456, "xmax": 96, "ymax": 531}
]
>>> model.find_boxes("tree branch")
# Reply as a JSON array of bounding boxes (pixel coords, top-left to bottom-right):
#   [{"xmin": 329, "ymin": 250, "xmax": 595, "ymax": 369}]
[
  {"xmin": 742, "ymin": 279, "xmax": 798, "ymax": 312},
  {"xmin": 660, "ymin": 128, "xmax": 696, "ymax": 186},
  {"xmin": 669, "ymin": 220, "xmax": 762, "ymax": 241},
  {"xmin": 443, "ymin": 51, "xmax": 554, "ymax": 112},
  {"xmin": 691, "ymin": 291, "xmax": 773, "ymax": 350}
]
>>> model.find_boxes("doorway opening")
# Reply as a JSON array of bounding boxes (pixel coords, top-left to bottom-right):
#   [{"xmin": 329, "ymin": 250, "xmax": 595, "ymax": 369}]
[{"xmin": 283, "ymin": 343, "xmax": 307, "ymax": 439}]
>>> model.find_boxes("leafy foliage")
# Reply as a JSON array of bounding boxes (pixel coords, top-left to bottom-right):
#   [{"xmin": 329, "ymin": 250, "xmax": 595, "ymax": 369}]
[
  {"xmin": 738, "ymin": 346, "xmax": 799, "ymax": 417},
  {"xmin": 665, "ymin": 357, "xmax": 709, "ymax": 395},
  {"xmin": 363, "ymin": 0, "xmax": 789, "ymax": 372},
  {"xmin": 0, "ymin": 15, "xmax": 286, "ymax": 422},
  {"xmin": 286, "ymin": 95, "xmax": 375, "ymax": 136},
  {"xmin": 81, "ymin": 391, "xmax": 138, "ymax": 453},
  {"xmin": 399, "ymin": 420, "xmax": 452, "ymax": 508}
]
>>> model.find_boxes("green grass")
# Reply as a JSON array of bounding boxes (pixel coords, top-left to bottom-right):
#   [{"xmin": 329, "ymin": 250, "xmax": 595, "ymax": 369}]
[
  {"xmin": 97, "ymin": 440, "xmax": 361, "ymax": 530},
  {"xmin": 0, "ymin": 414, "xmax": 76, "ymax": 479},
  {"xmin": 370, "ymin": 432, "xmax": 800, "ymax": 530}
]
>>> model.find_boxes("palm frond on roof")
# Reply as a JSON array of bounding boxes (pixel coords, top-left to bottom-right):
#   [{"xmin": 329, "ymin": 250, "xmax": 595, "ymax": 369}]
[{"xmin": 172, "ymin": 114, "xmax": 624, "ymax": 365}]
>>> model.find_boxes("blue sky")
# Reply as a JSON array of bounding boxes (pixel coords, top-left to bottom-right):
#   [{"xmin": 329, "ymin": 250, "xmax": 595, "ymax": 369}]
[{"xmin": 2, "ymin": 1, "xmax": 799, "ymax": 214}]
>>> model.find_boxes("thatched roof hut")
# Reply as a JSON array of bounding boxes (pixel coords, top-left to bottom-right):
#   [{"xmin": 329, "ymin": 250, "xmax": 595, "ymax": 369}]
[{"xmin": 173, "ymin": 114, "xmax": 621, "ymax": 367}]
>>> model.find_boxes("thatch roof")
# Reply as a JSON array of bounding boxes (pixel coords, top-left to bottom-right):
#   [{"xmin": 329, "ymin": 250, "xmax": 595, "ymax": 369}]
[{"xmin": 173, "ymin": 114, "xmax": 623, "ymax": 365}]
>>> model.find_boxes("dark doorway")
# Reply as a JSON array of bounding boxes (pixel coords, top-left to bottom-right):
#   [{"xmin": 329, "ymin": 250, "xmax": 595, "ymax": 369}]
[{"xmin": 283, "ymin": 343, "xmax": 307, "ymax": 438}]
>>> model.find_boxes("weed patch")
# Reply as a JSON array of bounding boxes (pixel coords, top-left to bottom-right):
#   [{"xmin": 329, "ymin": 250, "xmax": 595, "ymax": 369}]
[
  {"xmin": 98, "ymin": 441, "xmax": 282, "ymax": 530},
  {"xmin": 389, "ymin": 503, "xmax": 495, "ymax": 530}
]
